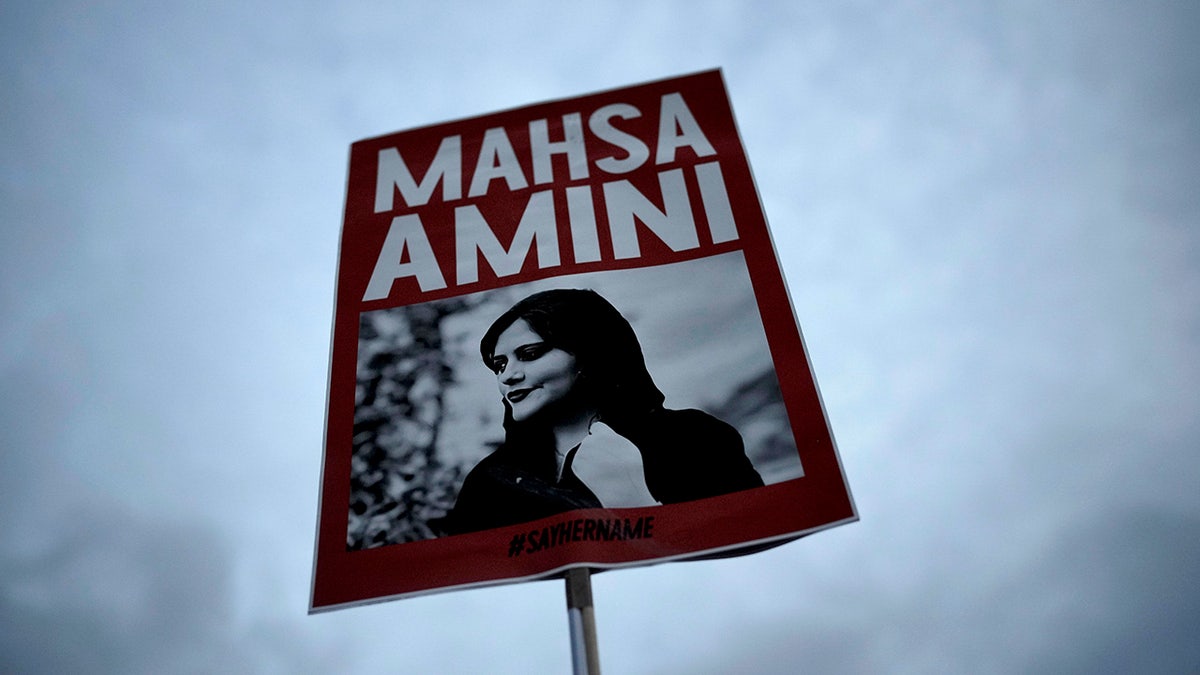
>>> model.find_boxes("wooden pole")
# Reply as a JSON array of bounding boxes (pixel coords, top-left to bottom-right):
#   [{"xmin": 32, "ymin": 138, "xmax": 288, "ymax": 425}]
[{"xmin": 565, "ymin": 567, "xmax": 600, "ymax": 674}]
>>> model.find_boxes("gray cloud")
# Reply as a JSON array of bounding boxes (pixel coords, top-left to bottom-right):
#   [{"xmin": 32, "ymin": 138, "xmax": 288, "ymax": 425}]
[
  {"xmin": 658, "ymin": 508, "xmax": 1199, "ymax": 675},
  {"xmin": 0, "ymin": 499, "xmax": 347, "ymax": 674}
]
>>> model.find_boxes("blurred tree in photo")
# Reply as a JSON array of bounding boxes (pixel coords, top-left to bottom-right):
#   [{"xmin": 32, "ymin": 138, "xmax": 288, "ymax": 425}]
[{"xmin": 347, "ymin": 299, "xmax": 477, "ymax": 549}]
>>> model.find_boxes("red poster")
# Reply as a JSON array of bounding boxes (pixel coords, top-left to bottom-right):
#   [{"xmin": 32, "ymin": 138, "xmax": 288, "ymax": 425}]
[{"xmin": 311, "ymin": 70, "xmax": 855, "ymax": 611}]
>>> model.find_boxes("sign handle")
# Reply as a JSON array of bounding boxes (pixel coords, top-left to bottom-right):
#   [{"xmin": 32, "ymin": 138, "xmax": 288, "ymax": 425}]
[{"xmin": 565, "ymin": 567, "xmax": 601, "ymax": 674}]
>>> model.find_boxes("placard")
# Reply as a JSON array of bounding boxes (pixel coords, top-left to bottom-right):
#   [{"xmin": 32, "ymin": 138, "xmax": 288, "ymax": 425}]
[{"xmin": 311, "ymin": 70, "xmax": 855, "ymax": 612}]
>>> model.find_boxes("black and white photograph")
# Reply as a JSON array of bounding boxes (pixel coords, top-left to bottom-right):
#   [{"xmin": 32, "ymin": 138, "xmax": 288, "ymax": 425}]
[{"xmin": 348, "ymin": 251, "xmax": 804, "ymax": 549}]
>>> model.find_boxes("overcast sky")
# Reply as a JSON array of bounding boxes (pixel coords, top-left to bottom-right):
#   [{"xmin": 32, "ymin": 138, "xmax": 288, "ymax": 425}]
[{"xmin": 2, "ymin": 1, "xmax": 1197, "ymax": 673}]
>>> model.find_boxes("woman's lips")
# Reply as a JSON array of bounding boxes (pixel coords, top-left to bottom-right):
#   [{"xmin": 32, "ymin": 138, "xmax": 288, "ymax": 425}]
[{"xmin": 507, "ymin": 388, "xmax": 533, "ymax": 403}]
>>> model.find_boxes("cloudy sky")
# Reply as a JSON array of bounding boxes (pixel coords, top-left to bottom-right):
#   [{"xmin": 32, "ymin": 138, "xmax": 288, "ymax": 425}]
[{"xmin": 2, "ymin": 1, "xmax": 1197, "ymax": 673}]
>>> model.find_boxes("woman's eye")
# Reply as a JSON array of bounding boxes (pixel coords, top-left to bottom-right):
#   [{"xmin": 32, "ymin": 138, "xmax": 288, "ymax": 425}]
[
  {"xmin": 491, "ymin": 358, "xmax": 507, "ymax": 373},
  {"xmin": 516, "ymin": 345, "xmax": 548, "ymax": 361}
]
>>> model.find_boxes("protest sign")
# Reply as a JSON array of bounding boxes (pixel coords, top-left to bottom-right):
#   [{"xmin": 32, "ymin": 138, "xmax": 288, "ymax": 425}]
[{"xmin": 311, "ymin": 70, "xmax": 855, "ymax": 612}]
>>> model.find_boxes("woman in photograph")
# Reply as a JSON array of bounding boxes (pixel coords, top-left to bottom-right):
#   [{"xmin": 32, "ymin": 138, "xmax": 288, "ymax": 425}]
[{"xmin": 438, "ymin": 288, "xmax": 763, "ymax": 535}]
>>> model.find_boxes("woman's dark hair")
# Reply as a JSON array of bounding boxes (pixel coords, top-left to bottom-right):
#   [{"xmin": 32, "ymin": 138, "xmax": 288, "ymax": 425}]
[{"xmin": 480, "ymin": 289, "xmax": 665, "ymax": 423}]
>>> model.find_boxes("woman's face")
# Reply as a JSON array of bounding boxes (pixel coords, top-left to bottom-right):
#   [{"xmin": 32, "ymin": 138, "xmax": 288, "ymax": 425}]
[{"xmin": 490, "ymin": 318, "xmax": 580, "ymax": 422}]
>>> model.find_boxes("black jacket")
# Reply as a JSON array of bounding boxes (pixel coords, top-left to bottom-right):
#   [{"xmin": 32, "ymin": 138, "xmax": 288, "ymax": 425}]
[{"xmin": 439, "ymin": 408, "xmax": 763, "ymax": 535}]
